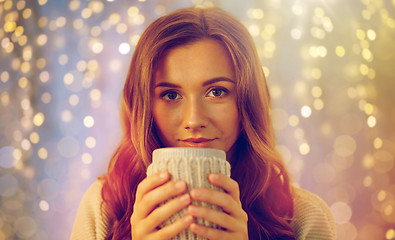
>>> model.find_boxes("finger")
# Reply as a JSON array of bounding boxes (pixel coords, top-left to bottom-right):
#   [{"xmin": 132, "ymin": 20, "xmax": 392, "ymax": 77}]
[
  {"xmin": 190, "ymin": 223, "xmax": 234, "ymax": 240},
  {"xmin": 146, "ymin": 193, "xmax": 191, "ymax": 230},
  {"xmin": 190, "ymin": 188, "xmax": 244, "ymax": 219},
  {"xmin": 135, "ymin": 172, "xmax": 170, "ymax": 202},
  {"xmin": 208, "ymin": 173, "xmax": 241, "ymax": 203},
  {"xmin": 188, "ymin": 205, "xmax": 239, "ymax": 231},
  {"xmin": 138, "ymin": 180, "xmax": 188, "ymax": 218},
  {"xmin": 150, "ymin": 215, "xmax": 194, "ymax": 240}
]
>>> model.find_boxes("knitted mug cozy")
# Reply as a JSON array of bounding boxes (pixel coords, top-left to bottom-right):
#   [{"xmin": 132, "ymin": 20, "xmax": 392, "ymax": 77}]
[{"xmin": 147, "ymin": 147, "xmax": 231, "ymax": 240}]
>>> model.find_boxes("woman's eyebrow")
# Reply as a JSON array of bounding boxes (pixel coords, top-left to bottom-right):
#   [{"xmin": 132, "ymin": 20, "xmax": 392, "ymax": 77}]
[
  {"xmin": 202, "ymin": 77, "xmax": 235, "ymax": 86},
  {"xmin": 154, "ymin": 77, "xmax": 234, "ymax": 89},
  {"xmin": 154, "ymin": 82, "xmax": 181, "ymax": 88}
]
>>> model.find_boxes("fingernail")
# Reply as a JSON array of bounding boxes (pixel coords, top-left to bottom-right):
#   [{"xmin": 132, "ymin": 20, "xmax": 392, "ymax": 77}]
[
  {"xmin": 190, "ymin": 223, "xmax": 200, "ymax": 231},
  {"xmin": 175, "ymin": 181, "xmax": 186, "ymax": 189},
  {"xmin": 209, "ymin": 173, "xmax": 219, "ymax": 181},
  {"xmin": 180, "ymin": 194, "xmax": 190, "ymax": 203},
  {"xmin": 159, "ymin": 172, "xmax": 168, "ymax": 179},
  {"xmin": 184, "ymin": 215, "xmax": 193, "ymax": 224},
  {"xmin": 190, "ymin": 189, "xmax": 201, "ymax": 197},
  {"xmin": 188, "ymin": 205, "xmax": 198, "ymax": 214}
]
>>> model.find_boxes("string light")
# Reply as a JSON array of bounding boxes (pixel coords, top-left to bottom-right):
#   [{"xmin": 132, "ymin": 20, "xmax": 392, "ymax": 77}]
[{"xmin": 0, "ymin": 1, "xmax": 394, "ymax": 240}]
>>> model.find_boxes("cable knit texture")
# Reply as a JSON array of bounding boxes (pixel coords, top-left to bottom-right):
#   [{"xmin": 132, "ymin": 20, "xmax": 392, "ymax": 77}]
[
  {"xmin": 70, "ymin": 181, "xmax": 336, "ymax": 240},
  {"xmin": 147, "ymin": 147, "xmax": 231, "ymax": 240}
]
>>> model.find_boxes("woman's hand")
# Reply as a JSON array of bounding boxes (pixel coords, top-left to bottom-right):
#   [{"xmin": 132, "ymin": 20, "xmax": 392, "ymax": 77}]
[
  {"xmin": 130, "ymin": 172, "xmax": 193, "ymax": 240},
  {"xmin": 188, "ymin": 173, "xmax": 249, "ymax": 240}
]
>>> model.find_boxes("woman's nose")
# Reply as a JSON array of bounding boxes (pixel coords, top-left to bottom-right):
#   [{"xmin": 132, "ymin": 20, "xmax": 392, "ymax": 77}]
[{"xmin": 183, "ymin": 98, "xmax": 208, "ymax": 130}]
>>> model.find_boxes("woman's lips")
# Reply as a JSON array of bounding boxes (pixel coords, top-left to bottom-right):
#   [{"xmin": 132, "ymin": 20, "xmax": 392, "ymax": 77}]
[{"xmin": 180, "ymin": 138, "xmax": 215, "ymax": 148}]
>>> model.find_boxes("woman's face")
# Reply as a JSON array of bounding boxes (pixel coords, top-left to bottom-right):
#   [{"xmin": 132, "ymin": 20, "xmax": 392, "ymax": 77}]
[{"xmin": 152, "ymin": 39, "xmax": 240, "ymax": 153}]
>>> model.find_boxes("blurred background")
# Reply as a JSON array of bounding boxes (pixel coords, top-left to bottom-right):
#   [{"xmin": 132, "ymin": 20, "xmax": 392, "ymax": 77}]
[{"xmin": 0, "ymin": 0, "xmax": 394, "ymax": 239}]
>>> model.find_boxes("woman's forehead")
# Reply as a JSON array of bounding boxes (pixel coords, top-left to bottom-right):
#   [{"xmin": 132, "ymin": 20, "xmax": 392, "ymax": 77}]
[{"xmin": 154, "ymin": 39, "xmax": 235, "ymax": 84}]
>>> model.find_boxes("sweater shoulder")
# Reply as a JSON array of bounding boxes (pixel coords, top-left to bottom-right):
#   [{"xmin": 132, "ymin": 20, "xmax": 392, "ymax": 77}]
[
  {"xmin": 290, "ymin": 188, "xmax": 336, "ymax": 240},
  {"xmin": 71, "ymin": 179, "xmax": 111, "ymax": 240}
]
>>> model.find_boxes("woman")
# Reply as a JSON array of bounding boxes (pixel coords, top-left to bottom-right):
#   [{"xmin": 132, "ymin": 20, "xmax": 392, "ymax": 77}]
[{"xmin": 71, "ymin": 7, "xmax": 336, "ymax": 240}]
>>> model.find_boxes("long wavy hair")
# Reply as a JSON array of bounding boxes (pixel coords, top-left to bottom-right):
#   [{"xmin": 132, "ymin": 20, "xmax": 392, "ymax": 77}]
[{"xmin": 100, "ymin": 7, "xmax": 295, "ymax": 239}]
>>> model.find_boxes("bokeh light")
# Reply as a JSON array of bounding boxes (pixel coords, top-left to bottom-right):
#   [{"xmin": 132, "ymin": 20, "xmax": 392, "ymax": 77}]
[{"xmin": 1, "ymin": 0, "xmax": 394, "ymax": 240}]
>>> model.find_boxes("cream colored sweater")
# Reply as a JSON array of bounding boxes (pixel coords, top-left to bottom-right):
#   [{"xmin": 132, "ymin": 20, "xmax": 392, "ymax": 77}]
[{"xmin": 71, "ymin": 180, "xmax": 336, "ymax": 240}]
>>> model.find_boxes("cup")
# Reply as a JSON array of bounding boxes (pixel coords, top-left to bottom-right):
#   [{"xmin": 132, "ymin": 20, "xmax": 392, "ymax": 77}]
[{"xmin": 147, "ymin": 147, "xmax": 231, "ymax": 240}]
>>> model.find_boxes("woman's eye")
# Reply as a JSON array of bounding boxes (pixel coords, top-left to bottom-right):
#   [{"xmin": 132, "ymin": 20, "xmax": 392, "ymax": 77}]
[
  {"xmin": 162, "ymin": 91, "xmax": 181, "ymax": 101},
  {"xmin": 208, "ymin": 88, "xmax": 227, "ymax": 97}
]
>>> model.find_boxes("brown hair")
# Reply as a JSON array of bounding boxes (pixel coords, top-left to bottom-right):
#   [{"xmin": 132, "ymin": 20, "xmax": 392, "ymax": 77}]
[{"xmin": 101, "ymin": 7, "xmax": 295, "ymax": 239}]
